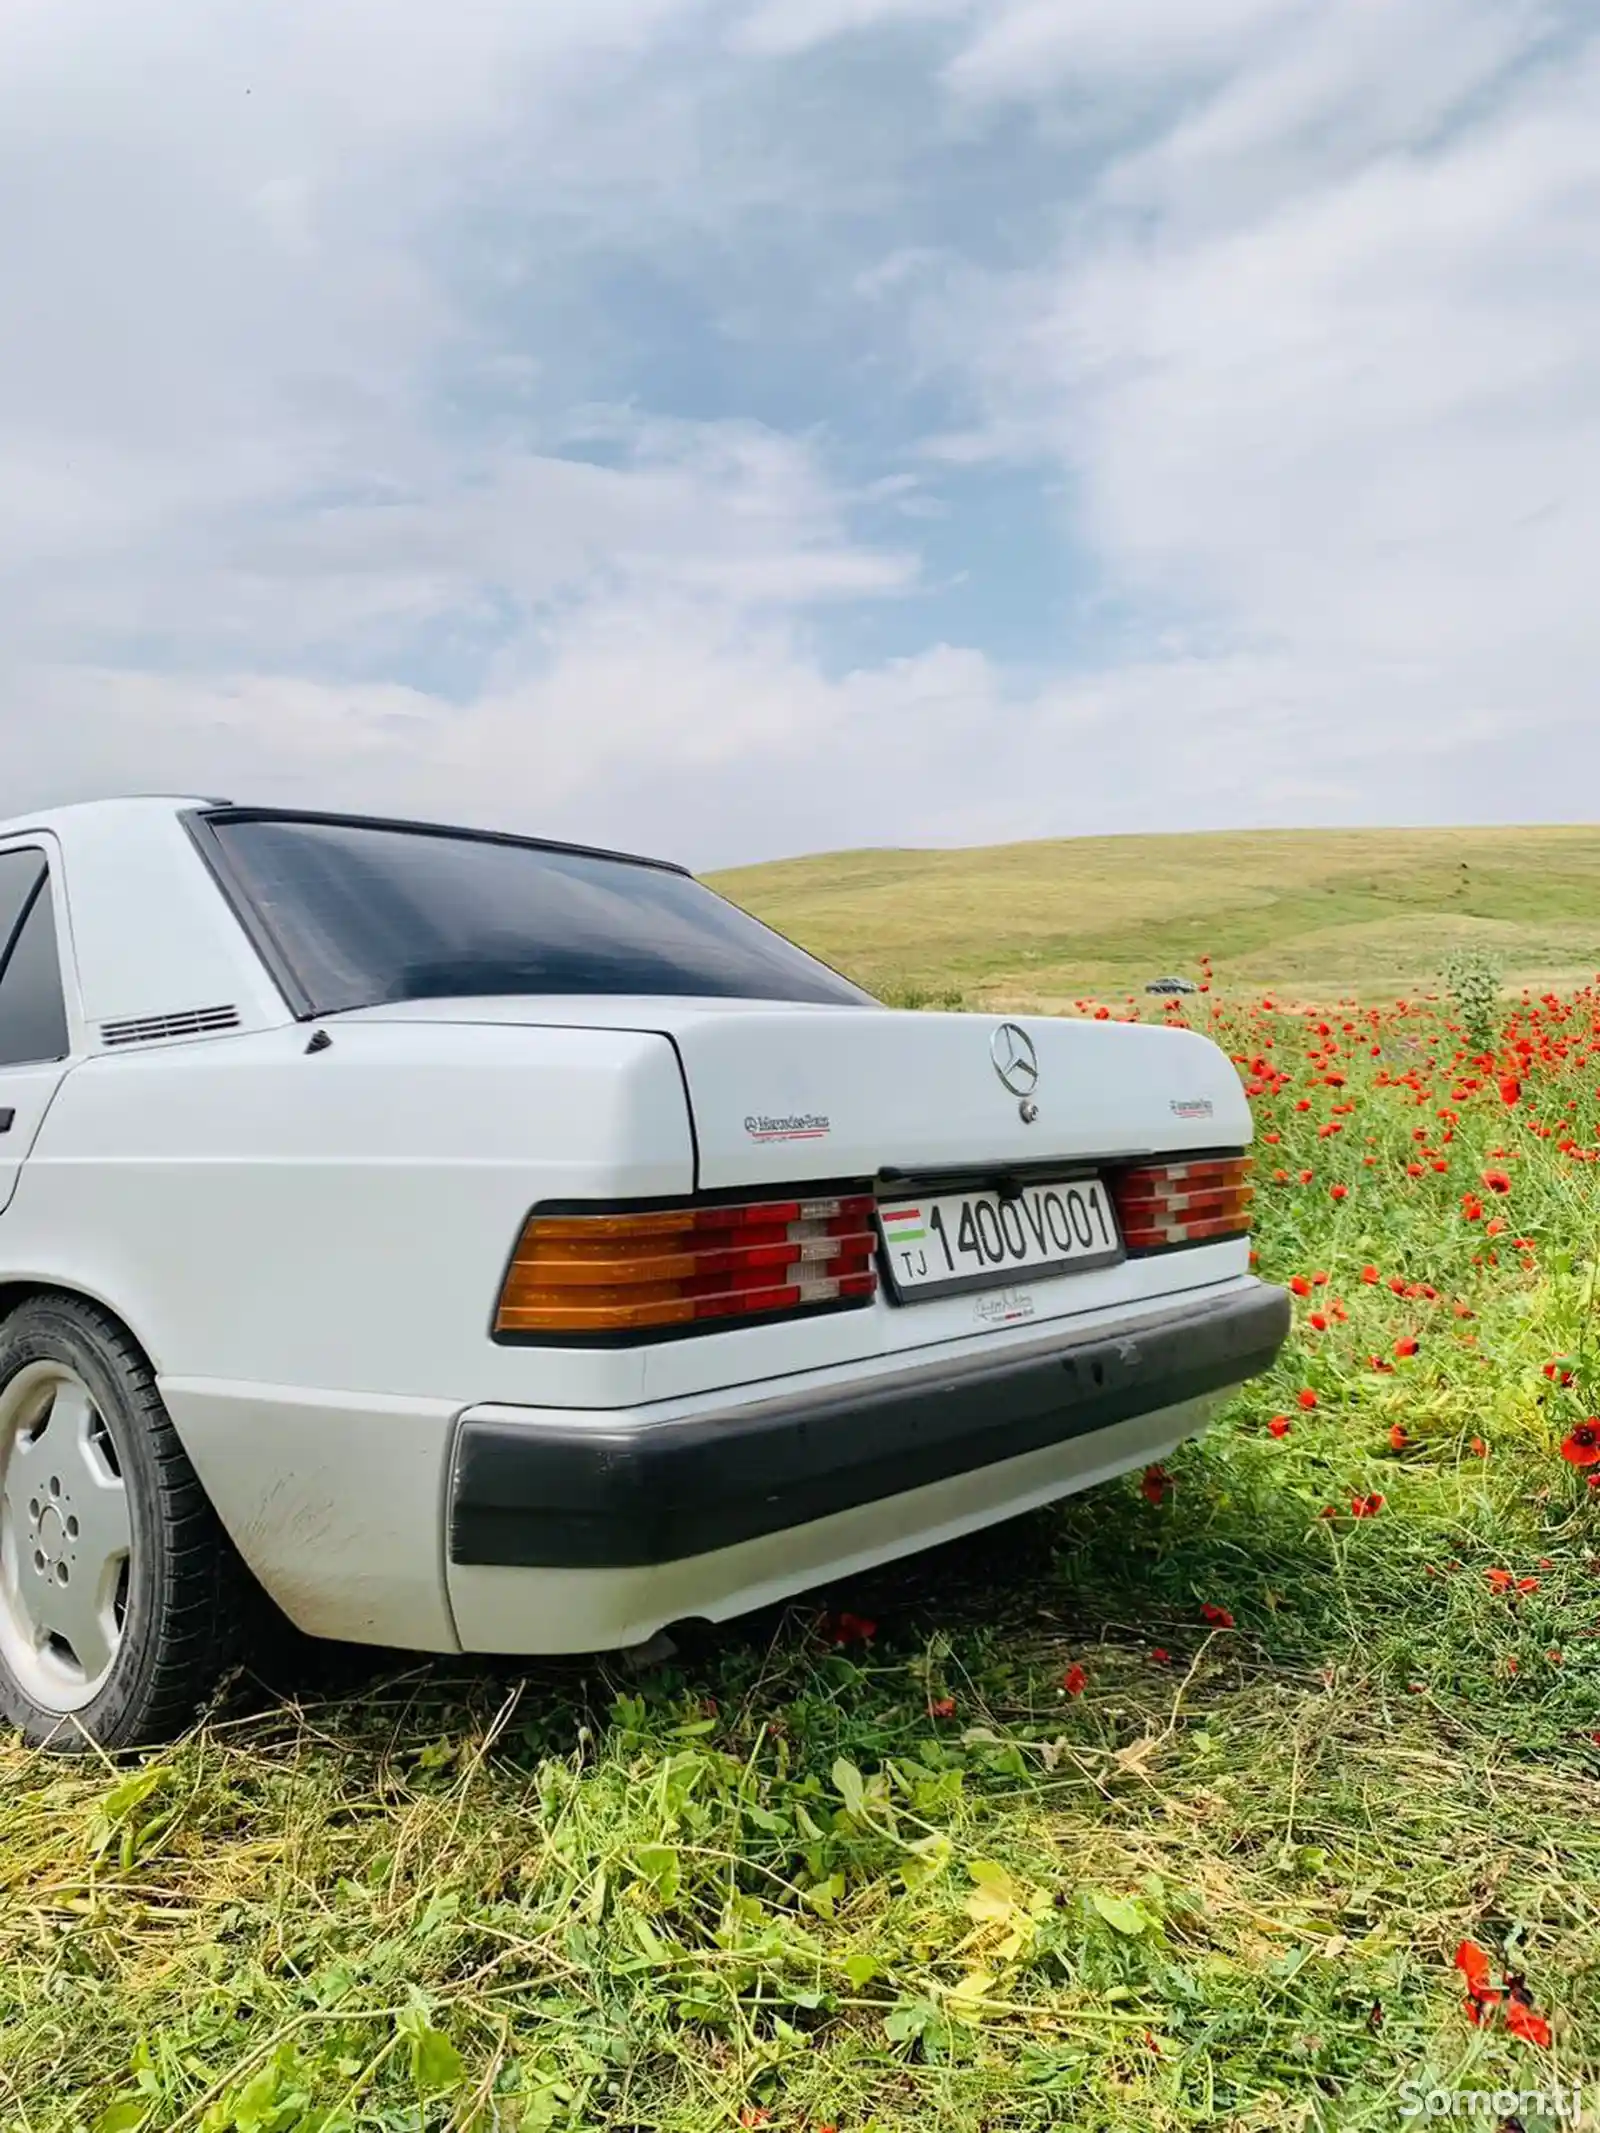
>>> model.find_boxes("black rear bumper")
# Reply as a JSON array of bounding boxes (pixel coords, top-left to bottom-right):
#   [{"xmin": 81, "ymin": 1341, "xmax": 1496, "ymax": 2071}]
[{"xmin": 448, "ymin": 1280, "xmax": 1289, "ymax": 1571}]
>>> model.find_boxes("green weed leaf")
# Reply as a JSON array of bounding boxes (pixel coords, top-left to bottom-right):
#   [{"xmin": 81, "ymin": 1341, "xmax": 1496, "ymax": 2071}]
[
  {"xmin": 397, "ymin": 2007, "xmax": 464, "ymax": 2098},
  {"xmin": 1091, "ymin": 1890, "xmax": 1153, "ymax": 1937}
]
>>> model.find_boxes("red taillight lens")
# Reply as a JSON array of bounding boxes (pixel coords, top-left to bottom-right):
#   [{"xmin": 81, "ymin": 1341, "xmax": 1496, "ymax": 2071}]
[
  {"xmin": 1111, "ymin": 1155, "xmax": 1254, "ymax": 1251},
  {"xmin": 495, "ymin": 1194, "xmax": 879, "ymax": 1335}
]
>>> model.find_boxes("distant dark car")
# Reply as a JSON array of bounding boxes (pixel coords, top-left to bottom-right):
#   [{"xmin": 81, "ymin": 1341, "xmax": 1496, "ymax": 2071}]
[{"xmin": 1145, "ymin": 975, "xmax": 1199, "ymax": 996}]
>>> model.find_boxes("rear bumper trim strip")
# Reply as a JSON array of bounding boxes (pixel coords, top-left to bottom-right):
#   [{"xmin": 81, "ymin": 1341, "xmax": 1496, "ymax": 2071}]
[{"xmin": 448, "ymin": 1280, "xmax": 1290, "ymax": 1569}]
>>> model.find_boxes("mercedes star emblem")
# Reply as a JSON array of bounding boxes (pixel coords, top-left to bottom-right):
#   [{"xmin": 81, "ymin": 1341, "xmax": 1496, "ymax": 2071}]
[{"xmin": 990, "ymin": 1021, "xmax": 1039, "ymax": 1098}]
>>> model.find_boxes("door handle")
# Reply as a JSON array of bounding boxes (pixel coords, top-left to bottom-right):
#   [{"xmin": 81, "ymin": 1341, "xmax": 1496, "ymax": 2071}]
[{"xmin": 0, "ymin": 1110, "xmax": 13, "ymax": 1133}]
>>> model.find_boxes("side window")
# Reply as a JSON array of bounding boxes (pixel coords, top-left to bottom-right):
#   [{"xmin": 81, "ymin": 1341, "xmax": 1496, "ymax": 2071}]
[{"xmin": 0, "ymin": 861, "xmax": 69, "ymax": 1068}]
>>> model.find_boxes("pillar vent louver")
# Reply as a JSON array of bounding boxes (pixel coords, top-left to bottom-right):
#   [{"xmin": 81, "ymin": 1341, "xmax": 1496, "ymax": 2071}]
[{"xmin": 100, "ymin": 1005, "xmax": 242, "ymax": 1048}]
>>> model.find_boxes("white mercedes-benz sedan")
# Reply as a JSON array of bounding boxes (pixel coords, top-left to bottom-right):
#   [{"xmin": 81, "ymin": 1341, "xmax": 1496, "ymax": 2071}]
[{"xmin": 0, "ymin": 798, "xmax": 1287, "ymax": 1747}]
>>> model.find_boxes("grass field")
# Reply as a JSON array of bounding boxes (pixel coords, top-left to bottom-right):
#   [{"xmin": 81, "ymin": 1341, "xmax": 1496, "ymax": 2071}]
[
  {"xmin": 708, "ymin": 824, "xmax": 1600, "ymax": 1005},
  {"xmin": 4, "ymin": 901, "xmax": 1600, "ymax": 2127}
]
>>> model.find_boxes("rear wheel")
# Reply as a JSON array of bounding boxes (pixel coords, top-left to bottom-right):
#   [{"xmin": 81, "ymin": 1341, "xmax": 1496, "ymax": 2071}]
[{"xmin": 0, "ymin": 1296, "xmax": 245, "ymax": 1750}]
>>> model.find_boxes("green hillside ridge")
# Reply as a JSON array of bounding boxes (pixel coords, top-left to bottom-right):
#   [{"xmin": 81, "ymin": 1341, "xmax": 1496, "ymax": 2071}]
[{"xmin": 707, "ymin": 824, "xmax": 1600, "ymax": 1005}]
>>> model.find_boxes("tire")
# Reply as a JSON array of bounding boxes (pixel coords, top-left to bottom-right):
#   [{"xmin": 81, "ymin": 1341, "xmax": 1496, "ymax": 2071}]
[{"xmin": 0, "ymin": 1295, "xmax": 246, "ymax": 1751}]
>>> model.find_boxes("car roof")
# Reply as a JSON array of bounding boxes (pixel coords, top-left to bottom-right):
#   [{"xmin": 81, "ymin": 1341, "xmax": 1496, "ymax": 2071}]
[
  {"xmin": 0, "ymin": 793, "xmax": 225, "ymax": 844},
  {"xmin": 0, "ymin": 795, "xmax": 674, "ymax": 874}
]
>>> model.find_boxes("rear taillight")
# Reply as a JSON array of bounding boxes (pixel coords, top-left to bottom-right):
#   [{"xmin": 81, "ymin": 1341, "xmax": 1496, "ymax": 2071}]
[
  {"xmin": 494, "ymin": 1194, "xmax": 879, "ymax": 1336},
  {"xmin": 1112, "ymin": 1155, "xmax": 1254, "ymax": 1251}
]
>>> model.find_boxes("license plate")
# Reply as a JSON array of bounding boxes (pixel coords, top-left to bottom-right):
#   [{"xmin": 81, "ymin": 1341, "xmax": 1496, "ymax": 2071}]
[{"xmin": 876, "ymin": 1177, "xmax": 1122, "ymax": 1300}]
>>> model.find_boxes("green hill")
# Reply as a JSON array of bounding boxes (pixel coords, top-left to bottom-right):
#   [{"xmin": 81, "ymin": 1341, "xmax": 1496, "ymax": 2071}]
[{"xmin": 706, "ymin": 824, "xmax": 1600, "ymax": 1006}]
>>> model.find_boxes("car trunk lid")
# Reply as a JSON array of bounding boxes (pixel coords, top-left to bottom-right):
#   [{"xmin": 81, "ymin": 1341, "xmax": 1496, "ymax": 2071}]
[{"xmin": 342, "ymin": 997, "xmax": 1252, "ymax": 1188}]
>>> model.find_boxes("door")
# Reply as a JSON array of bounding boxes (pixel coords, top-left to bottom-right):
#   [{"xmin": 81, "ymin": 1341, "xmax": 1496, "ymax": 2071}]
[{"xmin": 0, "ymin": 849, "xmax": 73, "ymax": 1214}]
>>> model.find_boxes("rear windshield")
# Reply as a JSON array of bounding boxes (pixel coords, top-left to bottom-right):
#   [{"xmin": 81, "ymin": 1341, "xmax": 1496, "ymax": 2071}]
[{"xmin": 205, "ymin": 814, "xmax": 869, "ymax": 1015}]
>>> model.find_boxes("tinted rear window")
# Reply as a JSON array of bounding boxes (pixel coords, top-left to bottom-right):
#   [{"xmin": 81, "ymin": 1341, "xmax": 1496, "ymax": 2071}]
[{"xmin": 206, "ymin": 816, "xmax": 868, "ymax": 1015}]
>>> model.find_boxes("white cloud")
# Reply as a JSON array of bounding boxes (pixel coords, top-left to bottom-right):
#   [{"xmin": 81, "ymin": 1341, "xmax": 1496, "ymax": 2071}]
[
  {"xmin": 913, "ymin": 2, "xmax": 1600, "ymax": 800},
  {"xmin": 730, "ymin": 0, "xmax": 973, "ymax": 58},
  {"xmin": 2, "ymin": 0, "xmax": 1598, "ymax": 866},
  {"xmin": 957, "ymin": 27, "xmax": 1600, "ymax": 639},
  {"xmin": 12, "ymin": 631, "xmax": 1021, "ymax": 868},
  {"xmin": 0, "ymin": 407, "xmax": 923, "ymax": 859},
  {"xmin": 0, "ymin": 0, "xmax": 923, "ymax": 849},
  {"xmin": 945, "ymin": 0, "xmax": 1311, "ymax": 100}
]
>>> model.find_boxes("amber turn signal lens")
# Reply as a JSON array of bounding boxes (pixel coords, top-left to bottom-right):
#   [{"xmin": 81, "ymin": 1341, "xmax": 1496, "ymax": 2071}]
[
  {"xmin": 1111, "ymin": 1155, "xmax": 1254, "ymax": 1250},
  {"xmin": 496, "ymin": 1194, "xmax": 879, "ymax": 1335}
]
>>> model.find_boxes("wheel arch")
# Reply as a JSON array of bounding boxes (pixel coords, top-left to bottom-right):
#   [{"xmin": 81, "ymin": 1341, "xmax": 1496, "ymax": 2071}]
[
  {"xmin": 0, "ymin": 1278, "xmax": 166, "ymax": 1377},
  {"xmin": 0, "ymin": 1273, "xmax": 463, "ymax": 1656}
]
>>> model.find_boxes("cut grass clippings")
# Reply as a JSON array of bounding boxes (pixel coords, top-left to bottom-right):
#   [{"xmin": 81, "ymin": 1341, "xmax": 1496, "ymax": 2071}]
[{"xmin": 4, "ymin": 980, "xmax": 1600, "ymax": 2128}]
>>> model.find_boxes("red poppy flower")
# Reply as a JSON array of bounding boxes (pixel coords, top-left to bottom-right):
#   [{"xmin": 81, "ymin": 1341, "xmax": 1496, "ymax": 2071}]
[
  {"xmin": 1290, "ymin": 1275, "xmax": 1312, "ymax": 1297},
  {"xmin": 1469, "ymin": 1435, "xmax": 1488, "ymax": 1457},
  {"xmin": 826, "ymin": 1611, "xmax": 877, "ymax": 1646},
  {"xmin": 1389, "ymin": 1424, "xmax": 1409, "ymax": 1450},
  {"xmin": 1394, "ymin": 1335, "xmax": 1419, "ymax": 1358},
  {"xmin": 1330, "ymin": 1184, "xmax": 1348, "ymax": 1200},
  {"xmin": 1486, "ymin": 1567, "xmax": 1539, "ymax": 1595},
  {"xmin": 1481, "ymin": 1168, "xmax": 1512, "ymax": 1194},
  {"xmin": 1499, "ymin": 1076, "xmax": 1521, "ymax": 1105},
  {"xmin": 1461, "ymin": 1194, "xmax": 1484, "ymax": 1221},
  {"xmin": 1298, "ymin": 1168, "xmax": 1314, "ymax": 1185},
  {"xmin": 1505, "ymin": 1999, "xmax": 1552, "ymax": 2049},
  {"xmin": 1309, "ymin": 1311, "xmax": 1329, "ymax": 1331},
  {"xmin": 1297, "ymin": 1388, "xmax": 1318, "ymax": 1410},
  {"xmin": 1199, "ymin": 1602, "xmax": 1234, "ymax": 1627},
  {"xmin": 1311, "ymin": 1271, "xmax": 1329, "ymax": 1286},
  {"xmin": 1351, "ymin": 1493, "xmax": 1384, "ymax": 1518},
  {"xmin": 927, "ymin": 1696, "xmax": 956, "ymax": 1719},
  {"xmin": 1360, "ymin": 1265, "xmax": 1380, "ymax": 1284},
  {"xmin": 1544, "ymin": 1360, "xmax": 1577, "ymax": 1386},
  {"xmin": 1141, "ymin": 1464, "xmax": 1173, "ymax": 1505},
  {"xmin": 1149, "ymin": 1647, "xmax": 1172, "ymax": 1666},
  {"xmin": 1062, "ymin": 1663, "xmax": 1087, "ymax": 1696},
  {"xmin": 1455, "ymin": 1940, "xmax": 1502, "ymax": 2023},
  {"xmin": 1268, "ymin": 1416, "xmax": 1291, "ymax": 1438},
  {"xmin": 1561, "ymin": 1422, "xmax": 1600, "ymax": 1466}
]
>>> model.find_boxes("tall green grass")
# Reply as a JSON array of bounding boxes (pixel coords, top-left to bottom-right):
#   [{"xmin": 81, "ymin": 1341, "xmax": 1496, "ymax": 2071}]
[{"xmin": 4, "ymin": 983, "xmax": 1600, "ymax": 2129}]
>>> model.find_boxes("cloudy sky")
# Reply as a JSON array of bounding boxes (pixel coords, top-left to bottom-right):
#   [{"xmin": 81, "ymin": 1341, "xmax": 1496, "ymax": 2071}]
[{"xmin": 3, "ymin": 0, "xmax": 1597, "ymax": 867}]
